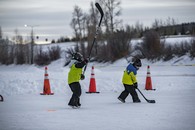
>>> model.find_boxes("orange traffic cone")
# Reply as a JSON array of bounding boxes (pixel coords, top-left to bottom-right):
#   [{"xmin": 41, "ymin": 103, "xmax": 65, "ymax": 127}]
[
  {"xmin": 40, "ymin": 67, "xmax": 54, "ymax": 95},
  {"xmin": 86, "ymin": 66, "xmax": 99, "ymax": 93},
  {"xmin": 145, "ymin": 65, "xmax": 155, "ymax": 90}
]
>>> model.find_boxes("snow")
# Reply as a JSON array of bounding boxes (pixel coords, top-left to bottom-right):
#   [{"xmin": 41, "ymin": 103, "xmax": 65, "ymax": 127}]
[
  {"xmin": 1, "ymin": 36, "xmax": 195, "ymax": 130},
  {"xmin": 162, "ymin": 35, "xmax": 195, "ymax": 45},
  {"xmin": 130, "ymin": 35, "xmax": 195, "ymax": 46}
]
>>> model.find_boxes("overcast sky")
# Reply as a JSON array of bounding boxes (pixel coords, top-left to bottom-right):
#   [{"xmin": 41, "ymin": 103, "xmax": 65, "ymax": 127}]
[{"xmin": 0, "ymin": 0, "xmax": 195, "ymax": 43}]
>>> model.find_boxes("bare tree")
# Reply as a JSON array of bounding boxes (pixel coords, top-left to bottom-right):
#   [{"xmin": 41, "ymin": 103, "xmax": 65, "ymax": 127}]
[
  {"xmin": 70, "ymin": 5, "xmax": 87, "ymax": 56},
  {"xmin": 0, "ymin": 31, "xmax": 9, "ymax": 64},
  {"xmin": 152, "ymin": 17, "xmax": 178, "ymax": 35},
  {"xmin": 48, "ymin": 46, "xmax": 61, "ymax": 61},
  {"xmin": 134, "ymin": 21, "xmax": 144, "ymax": 37},
  {"xmin": 108, "ymin": 29, "xmax": 132, "ymax": 61},
  {"xmin": 34, "ymin": 46, "xmax": 50, "ymax": 66},
  {"xmin": 13, "ymin": 29, "xmax": 26, "ymax": 64},
  {"xmin": 71, "ymin": 6, "xmax": 83, "ymax": 40},
  {"xmin": 136, "ymin": 30, "xmax": 163, "ymax": 60},
  {"xmin": 152, "ymin": 19, "xmax": 164, "ymax": 29}
]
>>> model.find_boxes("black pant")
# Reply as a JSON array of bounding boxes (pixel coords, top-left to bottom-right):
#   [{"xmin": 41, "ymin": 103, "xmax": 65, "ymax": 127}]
[
  {"xmin": 118, "ymin": 84, "xmax": 140, "ymax": 102},
  {"xmin": 68, "ymin": 82, "xmax": 81, "ymax": 106}
]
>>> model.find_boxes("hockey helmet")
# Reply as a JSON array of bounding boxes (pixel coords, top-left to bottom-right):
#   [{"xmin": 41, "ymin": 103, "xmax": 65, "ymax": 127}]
[
  {"xmin": 72, "ymin": 52, "xmax": 83, "ymax": 61},
  {"xmin": 133, "ymin": 58, "xmax": 142, "ymax": 69}
]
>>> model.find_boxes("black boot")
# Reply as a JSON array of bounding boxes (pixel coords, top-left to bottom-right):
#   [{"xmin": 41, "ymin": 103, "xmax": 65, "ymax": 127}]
[
  {"xmin": 133, "ymin": 98, "xmax": 141, "ymax": 103},
  {"xmin": 118, "ymin": 97, "xmax": 125, "ymax": 103}
]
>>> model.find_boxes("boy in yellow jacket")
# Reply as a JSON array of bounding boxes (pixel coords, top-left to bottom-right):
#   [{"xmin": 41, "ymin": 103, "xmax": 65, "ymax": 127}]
[
  {"xmin": 118, "ymin": 58, "xmax": 142, "ymax": 103},
  {"xmin": 68, "ymin": 52, "xmax": 88, "ymax": 108}
]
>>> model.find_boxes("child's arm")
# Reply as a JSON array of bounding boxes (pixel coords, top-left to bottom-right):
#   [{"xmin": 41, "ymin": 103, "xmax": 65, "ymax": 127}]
[{"xmin": 75, "ymin": 60, "xmax": 88, "ymax": 68}]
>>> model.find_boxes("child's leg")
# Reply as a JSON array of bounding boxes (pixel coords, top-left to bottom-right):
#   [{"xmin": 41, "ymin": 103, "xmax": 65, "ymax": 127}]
[
  {"xmin": 68, "ymin": 82, "xmax": 81, "ymax": 106},
  {"xmin": 118, "ymin": 84, "xmax": 130, "ymax": 102},
  {"xmin": 128, "ymin": 87, "xmax": 141, "ymax": 102}
]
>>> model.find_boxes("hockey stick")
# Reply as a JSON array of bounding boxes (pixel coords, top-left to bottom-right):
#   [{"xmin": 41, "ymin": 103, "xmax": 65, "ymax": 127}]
[
  {"xmin": 83, "ymin": 2, "xmax": 104, "ymax": 75},
  {"xmin": 0, "ymin": 95, "xmax": 3, "ymax": 102},
  {"xmin": 137, "ymin": 88, "xmax": 155, "ymax": 103}
]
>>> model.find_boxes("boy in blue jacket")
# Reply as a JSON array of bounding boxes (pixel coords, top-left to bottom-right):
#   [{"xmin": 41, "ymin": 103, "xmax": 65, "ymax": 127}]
[{"xmin": 118, "ymin": 58, "xmax": 142, "ymax": 103}]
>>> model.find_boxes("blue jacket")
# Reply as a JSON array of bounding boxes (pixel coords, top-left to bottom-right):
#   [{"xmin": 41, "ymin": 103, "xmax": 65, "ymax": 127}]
[{"xmin": 122, "ymin": 63, "xmax": 137, "ymax": 85}]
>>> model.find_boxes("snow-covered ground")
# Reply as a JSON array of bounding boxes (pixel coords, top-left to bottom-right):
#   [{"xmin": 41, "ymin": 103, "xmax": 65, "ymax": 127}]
[
  {"xmin": 0, "ymin": 36, "xmax": 195, "ymax": 130},
  {"xmin": 131, "ymin": 35, "xmax": 195, "ymax": 46},
  {"xmin": 0, "ymin": 58, "xmax": 195, "ymax": 130}
]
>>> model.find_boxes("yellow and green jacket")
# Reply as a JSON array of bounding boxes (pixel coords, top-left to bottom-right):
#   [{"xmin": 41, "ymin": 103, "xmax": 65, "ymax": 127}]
[
  {"xmin": 122, "ymin": 63, "xmax": 137, "ymax": 85},
  {"xmin": 68, "ymin": 60, "xmax": 86, "ymax": 84}
]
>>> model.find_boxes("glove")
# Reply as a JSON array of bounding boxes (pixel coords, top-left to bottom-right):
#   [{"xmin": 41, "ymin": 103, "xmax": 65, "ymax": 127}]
[
  {"xmin": 80, "ymin": 74, "xmax": 85, "ymax": 80},
  {"xmin": 134, "ymin": 83, "xmax": 138, "ymax": 89}
]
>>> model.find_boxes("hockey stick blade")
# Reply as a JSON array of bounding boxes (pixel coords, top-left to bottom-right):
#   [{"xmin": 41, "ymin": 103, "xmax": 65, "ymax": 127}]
[
  {"xmin": 137, "ymin": 88, "xmax": 156, "ymax": 104},
  {"xmin": 147, "ymin": 99, "xmax": 155, "ymax": 103},
  {"xmin": 95, "ymin": 3, "xmax": 104, "ymax": 27}
]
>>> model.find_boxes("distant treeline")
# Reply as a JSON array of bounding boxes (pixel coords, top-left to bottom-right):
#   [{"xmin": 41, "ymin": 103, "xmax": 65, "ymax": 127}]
[
  {"xmin": 53, "ymin": 22, "xmax": 195, "ymax": 43},
  {"xmin": 0, "ymin": 22, "xmax": 195, "ymax": 65},
  {"xmin": 152, "ymin": 22, "xmax": 195, "ymax": 36}
]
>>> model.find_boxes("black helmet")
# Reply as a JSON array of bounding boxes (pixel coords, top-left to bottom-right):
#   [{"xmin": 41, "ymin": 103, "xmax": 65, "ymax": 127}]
[
  {"xmin": 72, "ymin": 52, "xmax": 83, "ymax": 61},
  {"xmin": 133, "ymin": 58, "xmax": 142, "ymax": 68}
]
